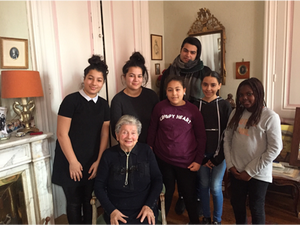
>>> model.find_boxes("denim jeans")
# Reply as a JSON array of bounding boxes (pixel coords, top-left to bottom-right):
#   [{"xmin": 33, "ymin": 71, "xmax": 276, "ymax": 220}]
[
  {"xmin": 197, "ymin": 159, "xmax": 226, "ymax": 222},
  {"xmin": 230, "ymin": 173, "xmax": 269, "ymax": 224}
]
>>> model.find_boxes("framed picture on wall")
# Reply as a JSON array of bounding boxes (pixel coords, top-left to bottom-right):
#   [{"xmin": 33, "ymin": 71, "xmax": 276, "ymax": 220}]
[
  {"xmin": 155, "ymin": 63, "xmax": 160, "ymax": 75},
  {"xmin": 0, "ymin": 37, "xmax": 28, "ymax": 69},
  {"xmin": 151, "ymin": 34, "xmax": 162, "ymax": 60},
  {"xmin": 236, "ymin": 61, "xmax": 250, "ymax": 79}
]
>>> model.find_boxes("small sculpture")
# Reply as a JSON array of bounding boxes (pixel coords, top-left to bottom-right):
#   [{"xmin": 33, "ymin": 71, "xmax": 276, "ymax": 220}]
[{"xmin": 226, "ymin": 93, "xmax": 236, "ymax": 109}]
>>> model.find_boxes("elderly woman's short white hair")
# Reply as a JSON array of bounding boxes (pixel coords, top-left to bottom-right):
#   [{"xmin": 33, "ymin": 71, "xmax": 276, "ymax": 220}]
[{"xmin": 115, "ymin": 115, "xmax": 142, "ymax": 135}]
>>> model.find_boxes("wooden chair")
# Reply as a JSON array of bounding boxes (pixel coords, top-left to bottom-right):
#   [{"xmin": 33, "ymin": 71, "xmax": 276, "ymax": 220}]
[{"xmin": 91, "ymin": 187, "xmax": 167, "ymax": 225}]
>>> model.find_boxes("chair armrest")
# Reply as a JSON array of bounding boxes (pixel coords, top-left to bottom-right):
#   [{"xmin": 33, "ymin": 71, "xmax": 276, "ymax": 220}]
[
  {"xmin": 160, "ymin": 192, "xmax": 167, "ymax": 225},
  {"xmin": 90, "ymin": 195, "xmax": 97, "ymax": 225}
]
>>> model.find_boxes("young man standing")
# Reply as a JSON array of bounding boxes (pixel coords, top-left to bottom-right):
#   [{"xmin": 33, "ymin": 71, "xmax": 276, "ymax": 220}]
[{"xmin": 159, "ymin": 37, "xmax": 211, "ymax": 104}]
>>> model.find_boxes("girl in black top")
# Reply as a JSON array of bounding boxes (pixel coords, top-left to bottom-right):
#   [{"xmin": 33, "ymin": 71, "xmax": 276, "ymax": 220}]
[
  {"xmin": 195, "ymin": 71, "xmax": 232, "ymax": 224},
  {"xmin": 110, "ymin": 52, "xmax": 159, "ymax": 143},
  {"xmin": 52, "ymin": 55, "xmax": 110, "ymax": 224}
]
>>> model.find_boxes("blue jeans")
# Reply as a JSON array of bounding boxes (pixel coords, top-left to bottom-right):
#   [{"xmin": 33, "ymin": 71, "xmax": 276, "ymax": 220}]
[
  {"xmin": 197, "ymin": 159, "xmax": 226, "ymax": 222},
  {"xmin": 230, "ymin": 173, "xmax": 269, "ymax": 224}
]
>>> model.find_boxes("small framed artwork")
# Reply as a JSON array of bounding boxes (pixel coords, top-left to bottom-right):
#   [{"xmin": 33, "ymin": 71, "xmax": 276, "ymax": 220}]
[
  {"xmin": 0, "ymin": 37, "xmax": 28, "ymax": 69},
  {"xmin": 155, "ymin": 63, "xmax": 160, "ymax": 75},
  {"xmin": 236, "ymin": 61, "xmax": 250, "ymax": 79},
  {"xmin": 151, "ymin": 34, "xmax": 162, "ymax": 60}
]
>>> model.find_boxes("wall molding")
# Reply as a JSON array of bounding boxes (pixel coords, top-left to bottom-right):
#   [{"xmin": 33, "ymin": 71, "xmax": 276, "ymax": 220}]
[{"xmin": 263, "ymin": 0, "xmax": 299, "ymax": 120}]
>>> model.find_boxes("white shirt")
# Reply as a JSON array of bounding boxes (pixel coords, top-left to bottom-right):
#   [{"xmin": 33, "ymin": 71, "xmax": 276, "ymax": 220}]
[{"xmin": 79, "ymin": 89, "xmax": 98, "ymax": 103}]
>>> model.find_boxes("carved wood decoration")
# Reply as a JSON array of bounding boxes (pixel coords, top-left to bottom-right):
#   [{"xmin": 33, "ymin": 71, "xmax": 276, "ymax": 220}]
[
  {"xmin": 188, "ymin": 8, "xmax": 226, "ymax": 85},
  {"xmin": 188, "ymin": 8, "xmax": 225, "ymax": 34}
]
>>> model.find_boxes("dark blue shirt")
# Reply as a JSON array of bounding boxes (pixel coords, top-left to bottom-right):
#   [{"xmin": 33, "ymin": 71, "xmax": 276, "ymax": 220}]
[{"xmin": 94, "ymin": 142, "xmax": 163, "ymax": 223}]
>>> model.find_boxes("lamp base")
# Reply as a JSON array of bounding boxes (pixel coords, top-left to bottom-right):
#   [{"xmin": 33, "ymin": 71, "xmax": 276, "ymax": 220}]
[{"xmin": 18, "ymin": 127, "xmax": 40, "ymax": 134}]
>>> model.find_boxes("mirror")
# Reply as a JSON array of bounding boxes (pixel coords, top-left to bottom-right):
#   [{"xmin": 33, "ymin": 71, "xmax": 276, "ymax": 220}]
[
  {"xmin": 289, "ymin": 107, "xmax": 300, "ymax": 167},
  {"xmin": 188, "ymin": 8, "xmax": 226, "ymax": 84}
]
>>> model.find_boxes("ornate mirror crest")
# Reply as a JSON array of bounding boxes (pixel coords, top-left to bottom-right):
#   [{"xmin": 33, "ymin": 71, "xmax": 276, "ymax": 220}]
[{"xmin": 188, "ymin": 8, "xmax": 225, "ymax": 34}]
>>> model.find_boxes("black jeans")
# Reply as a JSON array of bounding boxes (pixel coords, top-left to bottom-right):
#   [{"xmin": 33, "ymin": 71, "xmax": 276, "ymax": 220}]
[
  {"xmin": 156, "ymin": 156, "xmax": 199, "ymax": 224},
  {"xmin": 62, "ymin": 180, "xmax": 94, "ymax": 224},
  {"xmin": 230, "ymin": 173, "xmax": 269, "ymax": 224}
]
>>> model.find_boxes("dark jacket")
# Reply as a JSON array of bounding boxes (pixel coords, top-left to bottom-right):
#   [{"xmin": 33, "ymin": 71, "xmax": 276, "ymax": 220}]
[
  {"xmin": 94, "ymin": 143, "xmax": 163, "ymax": 223},
  {"xmin": 194, "ymin": 97, "xmax": 232, "ymax": 166}
]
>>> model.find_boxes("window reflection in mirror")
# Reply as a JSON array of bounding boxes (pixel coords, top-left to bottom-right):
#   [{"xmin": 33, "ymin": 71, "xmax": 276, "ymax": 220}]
[{"xmin": 195, "ymin": 32, "xmax": 221, "ymax": 75}]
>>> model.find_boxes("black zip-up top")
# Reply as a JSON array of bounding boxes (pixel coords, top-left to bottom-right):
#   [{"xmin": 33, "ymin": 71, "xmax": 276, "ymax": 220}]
[{"xmin": 195, "ymin": 96, "xmax": 232, "ymax": 166}]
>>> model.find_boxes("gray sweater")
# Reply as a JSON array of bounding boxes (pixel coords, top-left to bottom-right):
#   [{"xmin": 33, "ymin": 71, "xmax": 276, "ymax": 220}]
[{"xmin": 224, "ymin": 107, "xmax": 282, "ymax": 183}]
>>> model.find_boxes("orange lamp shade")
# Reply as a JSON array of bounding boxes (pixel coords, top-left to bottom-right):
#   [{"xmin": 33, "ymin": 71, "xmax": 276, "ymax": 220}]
[{"xmin": 1, "ymin": 70, "xmax": 44, "ymax": 98}]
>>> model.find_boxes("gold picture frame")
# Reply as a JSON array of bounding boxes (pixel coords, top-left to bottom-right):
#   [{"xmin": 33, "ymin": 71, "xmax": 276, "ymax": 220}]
[
  {"xmin": 151, "ymin": 34, "xmax": 162, "ymax": 60},
  {"xmin": 0, "ymin": 37, "xmax": 28, "ymax": 69}
]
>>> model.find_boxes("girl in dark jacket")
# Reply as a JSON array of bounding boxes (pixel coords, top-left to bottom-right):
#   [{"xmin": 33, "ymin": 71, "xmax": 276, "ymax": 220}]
[{"xmin": 195, "ymin": 71, "xmax": 232, "ymax": 224}]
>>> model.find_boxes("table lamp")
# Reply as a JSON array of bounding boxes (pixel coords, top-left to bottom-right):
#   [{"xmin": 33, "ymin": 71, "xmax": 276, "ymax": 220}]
[{"xmin": 1, "ymin": 70, "xmax": 44, "ymax": 134}]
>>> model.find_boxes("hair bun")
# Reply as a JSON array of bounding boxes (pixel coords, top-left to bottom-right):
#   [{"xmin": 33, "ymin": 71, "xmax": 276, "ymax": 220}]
[
  {"xmin": 129, "ymin": 52, "xmax": 145, "ymax": 65},
  {"xmin": 88, "ymin": 55, "xmax": 103, "ymax": 65},
  {"xmin": 85, "ymin": 54, "xmax": 108, "ymax": 76}
]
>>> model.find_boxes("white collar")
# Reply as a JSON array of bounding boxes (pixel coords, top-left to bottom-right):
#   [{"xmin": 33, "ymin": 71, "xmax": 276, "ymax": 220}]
[{"xmin": 79, "ymin": 89, "xmax": 98, "ymax": 103}]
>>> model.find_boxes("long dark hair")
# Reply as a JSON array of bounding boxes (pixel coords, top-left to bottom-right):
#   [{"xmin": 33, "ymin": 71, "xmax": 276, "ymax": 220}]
[
  {"xmin": 227, "ymin": 77, "xmax": 266, "ymax": 130},
  {"xmin": 122, "ymin": 52, "xmax": 149, "ymax": 85}
]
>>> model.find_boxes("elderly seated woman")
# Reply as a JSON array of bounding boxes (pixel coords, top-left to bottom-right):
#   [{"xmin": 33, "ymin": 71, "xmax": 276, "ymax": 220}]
[{"xmin": 95, "ymin": 115, "xmax": 163, "ymax": 225}]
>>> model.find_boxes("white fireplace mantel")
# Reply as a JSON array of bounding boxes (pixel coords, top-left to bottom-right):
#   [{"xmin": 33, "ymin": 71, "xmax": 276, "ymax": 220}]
[{"xmin": 0, "ymin": 132, "xmax": 54, "ymax": 224}]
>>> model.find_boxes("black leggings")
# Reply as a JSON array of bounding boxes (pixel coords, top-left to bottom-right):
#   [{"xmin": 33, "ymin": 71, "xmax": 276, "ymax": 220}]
[
  {"xmin": 62, "ymin": 181, "xmax": 94, "ymax": 224},
  {"xmin": 156, "ymin": 157, "xmax": 199, "ymax": 224}
]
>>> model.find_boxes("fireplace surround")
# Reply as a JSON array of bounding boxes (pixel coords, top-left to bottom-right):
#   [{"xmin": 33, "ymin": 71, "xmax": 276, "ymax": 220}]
[{"xmin": 0, "ymin": 133, "xmax": 54, "ymax": 224}]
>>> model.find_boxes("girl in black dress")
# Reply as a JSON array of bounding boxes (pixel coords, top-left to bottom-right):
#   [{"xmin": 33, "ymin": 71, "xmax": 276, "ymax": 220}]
[{"xmin": 52, "ymin": 55, "xmax": 110, "ymax": 224}]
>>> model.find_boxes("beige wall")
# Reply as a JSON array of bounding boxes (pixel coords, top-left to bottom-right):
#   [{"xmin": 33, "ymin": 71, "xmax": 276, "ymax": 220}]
[
  {"xmin": 0, "ymin": 1, "xmax": 31, "ymax": 119},
  {"xmin": 0, "ymin": 1, "xmax": 29, "ymax": 39},
  {"xmin": 155, "ymin": 1, "xmax": 265, "ymax": 100},
  {"xmin": 149, "ymin": 1, "xmax": 165, "ymax": 94}
]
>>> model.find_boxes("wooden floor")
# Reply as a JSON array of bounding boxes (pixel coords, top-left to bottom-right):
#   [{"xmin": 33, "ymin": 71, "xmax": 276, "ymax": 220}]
[
  {"xmin": 166, "ymin": 186, "xmax": 300, "ymax": 224},
  {"xmin": 55, "ymin": 186, "xmax": 300, "ymax": 224}
]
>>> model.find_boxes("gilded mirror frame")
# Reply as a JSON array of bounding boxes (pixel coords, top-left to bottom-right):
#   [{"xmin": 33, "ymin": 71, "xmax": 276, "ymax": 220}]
[{"xmin": 188, "ymin": 8, "xmax": 226, "ymax": 84}]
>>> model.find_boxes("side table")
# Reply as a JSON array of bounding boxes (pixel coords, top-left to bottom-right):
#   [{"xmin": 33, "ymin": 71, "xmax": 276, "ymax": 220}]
[{"xmin": 272, "ymin": 172, "xmax": 300, "ymax": 218}]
